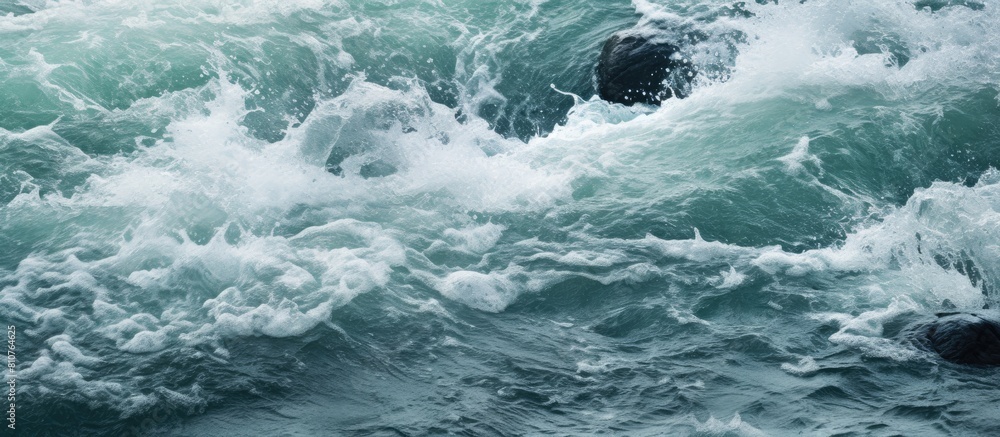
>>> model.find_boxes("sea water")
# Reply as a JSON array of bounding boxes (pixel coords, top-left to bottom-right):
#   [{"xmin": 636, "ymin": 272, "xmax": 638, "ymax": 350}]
[{"xmin": 2, "ymin": 0, "xmax": 1000, "ymax": 435}]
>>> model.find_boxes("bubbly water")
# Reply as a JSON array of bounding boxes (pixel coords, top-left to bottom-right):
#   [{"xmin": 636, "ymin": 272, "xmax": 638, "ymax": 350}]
[{"xmin": 3, "ymin": 0, "xmax": 1000, "ymax": 435}]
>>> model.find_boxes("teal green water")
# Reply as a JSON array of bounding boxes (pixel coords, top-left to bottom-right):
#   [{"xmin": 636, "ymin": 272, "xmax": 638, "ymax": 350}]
[{"xmin": 3, "ymin": 0, "xmax": 1000, "ymax": 435}]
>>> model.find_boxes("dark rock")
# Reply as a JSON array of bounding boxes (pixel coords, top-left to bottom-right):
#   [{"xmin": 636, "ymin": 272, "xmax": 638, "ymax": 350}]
[
  {"xmin": 596, "ymin": 33, "xmax": 695, "ymax": 106},
  {"xmin": 922, "ymin": 312, "xmax": 1000, "ymax": 365}
]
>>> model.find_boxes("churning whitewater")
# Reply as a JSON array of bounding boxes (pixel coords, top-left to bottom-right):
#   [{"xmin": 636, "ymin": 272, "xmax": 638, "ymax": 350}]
[{"xmin": 2, "ymin": 0, "xmax": 1000, "ymax": 435}]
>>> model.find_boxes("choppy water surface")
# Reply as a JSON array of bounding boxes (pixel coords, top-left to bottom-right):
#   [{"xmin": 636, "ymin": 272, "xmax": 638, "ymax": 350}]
[{"xmin": 3, "ymin": 0, "xmax": 1000, "ymax": 435}]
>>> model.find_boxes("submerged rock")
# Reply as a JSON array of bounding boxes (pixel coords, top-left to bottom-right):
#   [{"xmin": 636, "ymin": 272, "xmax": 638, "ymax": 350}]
[
  {"xmin": 596, "ymin": 32, "xmax": 695, "ymax": 106},
  {"xmin": 921, "ymin": 312, "xmax": 1000, "ymax": 365}
]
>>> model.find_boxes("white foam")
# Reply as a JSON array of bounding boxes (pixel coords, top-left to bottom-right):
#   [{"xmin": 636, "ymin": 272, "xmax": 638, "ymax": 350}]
[
  {"xmin": 644, "ymin": 230, "xmax": 766, "ymax": 263},
  {"xmin": 1, "ymin": 68, "xmax": 576, "ymax": 370},
  {"xmin": 436, "ymin": 270, "xmax": 519, "ymax": 313},
  {"xmin": 781, "ymin": 356, "xmax": 819, "ymax": 376},
  {"xmin": 777, "ymin": 136, "xmax": 821, "ymax": 175},
  {"xmin": 574, "ymin": 356, "xmax": 635, "ymax": 375},
  {"xmin": 288, "ymin": 79, "xmax": 573, "ymax": 212},
  {"xmin": 48, "ymin": 335, "xmax": 102, "ymax": 367},
  {"xmin": 526, "ymin": 249, "xmax": 629, "ymax": 268},
  {"xmin": 442, "ymin": 223, "xmax": 506, "ymax": 254},
  {"xmin": 716, "ymin": 265, "xmax": 747, "ymax": 289},
  {"xmin": 19, "ymin": 352, "xmax": 136, "ymax": 411},
  {"xmin": 694, "ymin": 413, "xmax": 767, "ymax": 437},
  {"xmin": 820, "ymin": 297, "xmax": 921, "ymax": 361},
  {"xmin": 121, "ymin": 330, "xmax": 169, "ymax": 354},
  {"xmin": 753, "ymin": 175, "xmax": 1000, "ymax": 310},
  {"xmin": 121, "ymin": 11, "xmax": 165, "ymax": 28}
]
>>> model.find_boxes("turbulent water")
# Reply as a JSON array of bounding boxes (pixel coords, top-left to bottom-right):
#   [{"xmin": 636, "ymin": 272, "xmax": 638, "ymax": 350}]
[{"xmin": 3, "ymin": 0, "xmax": 1000, "ymax": 435}]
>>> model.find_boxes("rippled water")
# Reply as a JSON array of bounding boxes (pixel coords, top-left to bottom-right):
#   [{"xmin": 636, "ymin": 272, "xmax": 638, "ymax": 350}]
[{"xmin": 3, "ymin": 0, "xmax": 1000, "ymax": 435}]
